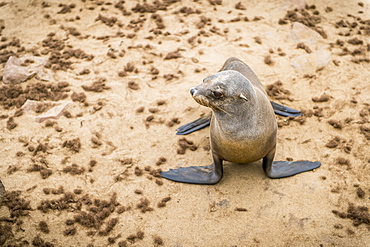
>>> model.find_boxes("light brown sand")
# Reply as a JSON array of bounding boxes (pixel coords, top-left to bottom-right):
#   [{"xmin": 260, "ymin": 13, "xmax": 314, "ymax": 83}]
[{"xmin": 0, "ymin": 0, "xmax": 369, "ymax": 246}]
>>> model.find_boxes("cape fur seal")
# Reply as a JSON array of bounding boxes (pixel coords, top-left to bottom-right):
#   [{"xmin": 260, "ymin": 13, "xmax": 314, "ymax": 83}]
[{"xmin": 161, "ymin": 57, "xmax": 320, "ymax": 184}]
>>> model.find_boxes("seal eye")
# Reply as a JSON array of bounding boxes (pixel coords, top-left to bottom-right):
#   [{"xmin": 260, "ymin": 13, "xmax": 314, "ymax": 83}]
[{"xmin": 212, "ymin": 91, "xmax": 223, "ymax": 98}]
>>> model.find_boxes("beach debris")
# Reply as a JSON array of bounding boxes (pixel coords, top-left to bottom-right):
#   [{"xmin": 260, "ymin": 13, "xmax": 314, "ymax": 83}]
[
  {"xmin": 21, "ymin": 99, "xmax": 71, "ymax": 123},
  {"xmin": 291, "ymin": 48, "xmax": 331, "ymax": 73},
  {"xmin": 281, "ymin": 0, "xmax": 306, "ymax": 10},
  {"xmin": 290, "ymin": 22, "xmax": 325, "ymax": 48},
  {"xmin": 2, "ymin": 56, "xmax": 54, "ymax": 84},
  {"xmin": 290, "ymin": 22, "xmax": 331, "ymax": 73}
]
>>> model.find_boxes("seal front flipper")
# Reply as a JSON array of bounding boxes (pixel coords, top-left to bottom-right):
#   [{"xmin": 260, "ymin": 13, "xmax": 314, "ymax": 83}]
[
  {"xmin": 176, "ymin": 112, "xmax": 211, "ymax": 135},
  {"xmin": 161, "ymin": 163, "xmax": 223, "ymax": 185},
  {"xmin": 264, "ymin": 160, "xmax": 321, "ymax": 179},
  {"xmin": 270, "ymin": 101, "xmax": 302, "ymax": 117}
]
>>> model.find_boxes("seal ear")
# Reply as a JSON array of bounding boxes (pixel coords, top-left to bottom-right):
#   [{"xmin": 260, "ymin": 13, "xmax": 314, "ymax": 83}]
[{"xmin": 240, "ymin": 93, "xmax": 248, "ymax": 101}]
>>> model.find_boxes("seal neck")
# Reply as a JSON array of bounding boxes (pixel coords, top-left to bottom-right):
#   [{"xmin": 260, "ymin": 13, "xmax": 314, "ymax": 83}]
[{"xmin": 212, "ymin": 104, "xmax": 256, "ymax": 130}]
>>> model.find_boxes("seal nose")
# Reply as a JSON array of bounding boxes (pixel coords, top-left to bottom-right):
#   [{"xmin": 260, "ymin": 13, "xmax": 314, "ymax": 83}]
[{"xmin": 190, "ymin": 88, "xmax": 196, "ymax": 96}]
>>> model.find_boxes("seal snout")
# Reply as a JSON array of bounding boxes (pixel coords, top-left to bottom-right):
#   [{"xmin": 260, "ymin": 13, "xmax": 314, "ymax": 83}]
[
  {"xmin": 190, "ymin": 87, "xmax": 210, "ymax": 108},
  {"xmin": 190, "ymin": 87, "xmax": 197, "ymax": 96}
]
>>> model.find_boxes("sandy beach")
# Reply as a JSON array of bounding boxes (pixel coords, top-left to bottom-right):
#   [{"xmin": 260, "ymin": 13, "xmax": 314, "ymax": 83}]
[{"xmin": 0, "ymin": 0, "xmax": 369, "ymax": 246}]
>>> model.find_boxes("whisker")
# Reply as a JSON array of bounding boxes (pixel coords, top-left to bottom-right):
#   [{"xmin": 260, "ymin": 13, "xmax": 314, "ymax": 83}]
[
  {"xmin": 193, "ymin": 95, "xmax": 232, "ymax": 117},
  {"xmin": 213, "ymin": 105, "xmax": 233, "ymax": 116}
]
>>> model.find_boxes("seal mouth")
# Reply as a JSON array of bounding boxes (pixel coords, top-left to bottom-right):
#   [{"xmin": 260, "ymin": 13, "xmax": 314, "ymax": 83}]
[
  {"xmin": 192, "ymin": 94, "xmax": 210, "ymax": 107},
  {"xmin": 190, "ymin": 87, "xmax": 232, "ymax": 116},
  {"xmin": 192, "ymin": 94, "xmax": 231, "ymax": 116},
  {"xmin": 191, "ymin": 87, "xmax": 214, "ymax": 109}
]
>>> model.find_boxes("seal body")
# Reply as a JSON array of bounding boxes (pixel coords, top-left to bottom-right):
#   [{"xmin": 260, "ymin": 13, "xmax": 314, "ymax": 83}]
[
  {"xmin": 192, "ymin": 70, "xmax": 277, "ymax": 165},
  {"xmin": 161, "ymin": 57, "xmax": 320, "ymax": 184}
]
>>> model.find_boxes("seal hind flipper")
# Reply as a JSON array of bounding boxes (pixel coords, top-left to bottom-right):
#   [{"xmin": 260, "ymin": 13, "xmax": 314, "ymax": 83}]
[
  {"xmin": 161, "ymin": 164, "xmax": 222, "ymax": 185},
  {"xmin": 270, "ymin": 101, "xmax": 302, "ymax": 117},
  {"xmin": 264, "ymin": 160, "xmax": 321, "ymax": 179},
  {"xmin": 176, "ymin": 113, "xmax": 211, "ymax": 135}
]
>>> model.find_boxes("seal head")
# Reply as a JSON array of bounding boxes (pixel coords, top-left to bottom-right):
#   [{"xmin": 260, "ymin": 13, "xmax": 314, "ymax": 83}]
[{"xmin": 190, "ymin": 70, "xmax": 258, "ymax": 116}]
